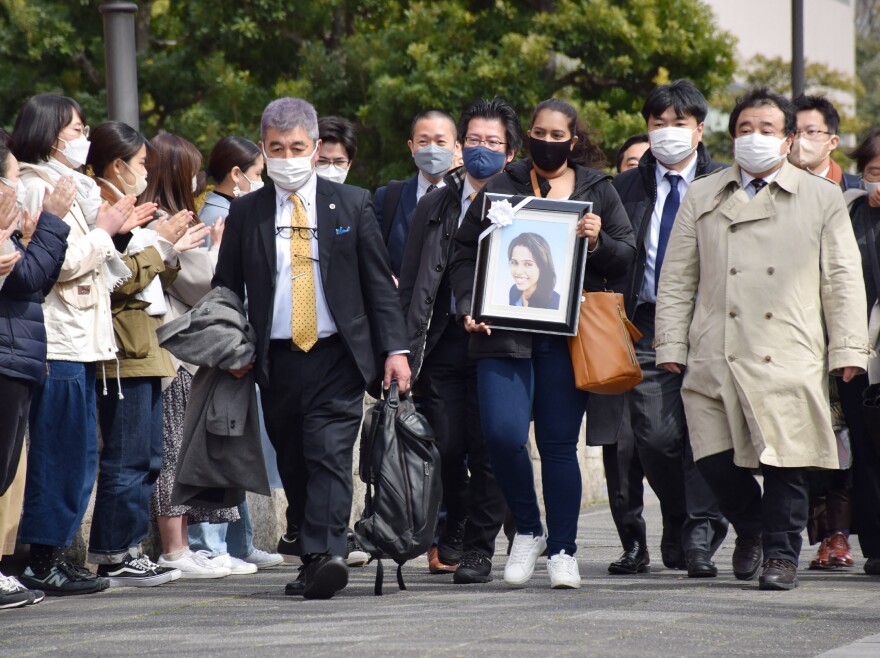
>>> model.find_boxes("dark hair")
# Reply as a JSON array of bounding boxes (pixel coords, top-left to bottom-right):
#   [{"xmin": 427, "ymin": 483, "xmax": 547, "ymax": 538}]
[
  {"xmin": 728, "ymin": 86, "xmax": 796, "ymax": 137},
  {"xmin": 318, "ymin": 117, "xmax": 358, "ymax": 162},
  {"xmin": 0, "ymin": 129, "xmax": 11, "ymax": 151},
  {"xmin": 615, "ymin": 133, "xmax": 650, "ymax": 172},
  {"xmin": 86, "ymin": 122, "xmax": 149, "ymax": 178},
  {"xmin": 11, "ymin": 93, "xmax": 85, "ymax": 165},
  {"xmin": 409, "ymin": 109, "xmax": 456, "ymax": 141},
  {"xmin": 508, "ymin": 231, "xmax": 557, "ymax": 307},
  {"xmin": 793, "ymin": 94, "xmax": 841, "ymax": 135},
  {"xmin": 847, "ymin": 127, "xmax": 880, "ymax": 173},
  {"xmin": 457, "ymin": 97, "xmax": 523, "ymax": 157},
  {"xmin": 0, "ymin": 145, "xmax": 12, "ymax": 179},
  {"xmin": 641, "ymin": 79, "xmax": 709, "ymax": 124},
  {"xmin": 530, "ymin": 98, "xmax": 607, "ymax": 168},
  {"xmin": 206, "ymin": 136, "xmax": 260, "ymax": 183},
  {"xmin": 140, "ymin": 132, "xmax": 202, "ymax": 216}
]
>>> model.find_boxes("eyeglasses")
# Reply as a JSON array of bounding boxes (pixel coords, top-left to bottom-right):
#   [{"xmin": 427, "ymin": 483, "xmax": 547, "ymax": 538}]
[
  {"xmin": 795, "ymin": 129, "xmax": 832, "ymax": 140},
  {"xmin": 317, "ymin": 158, "xmax": 350, "ymax": 168},
  {"xmin": 463, "ymin": 136, "xmax": 507, "ymax": 151},
  {"xmin": 276, "ymin": 226, "xmax": 318, "ymax": 240}
]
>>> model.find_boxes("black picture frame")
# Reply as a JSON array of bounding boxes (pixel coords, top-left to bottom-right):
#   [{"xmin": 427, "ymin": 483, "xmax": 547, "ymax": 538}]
[{"xmin": 471, "ymin": 193, "xmax": 592, "ymax": 336}]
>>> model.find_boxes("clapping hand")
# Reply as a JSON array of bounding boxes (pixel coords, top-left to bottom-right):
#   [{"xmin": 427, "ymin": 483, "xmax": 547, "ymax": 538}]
[
  {"xmin": 0, "ymin": 228, "xmax": 21, "ymax": 276},
  {"xmin": 155, "ymin": 210, "xmax": 191, "ymax": 244},
  {"xmin": 0, "ymin": 190, "xmax": 21, "ymax": 231},
  {"xmin": 95, "ymin": 196, "xmax": 136, "ymax": 237},
  {"xmin": 118, "ymin": 200, "xmax": 158, "ymax": 235},
  {"xmin": 209, "ymin": 217, "xmax": 225, "ymax": 249},
  {"xmin": 174, "ymin": 220, "xmax": 210, "ymax": 253},
  {"xmin": 43, "ymin": 176, "xmax": 76, "ymax": 219}
]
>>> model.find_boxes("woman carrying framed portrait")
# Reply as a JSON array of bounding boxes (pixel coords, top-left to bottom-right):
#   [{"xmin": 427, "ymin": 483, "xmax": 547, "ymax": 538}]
[{"xmin": 449, "ymin": 98, "xmax": 636, "ymax": 589}]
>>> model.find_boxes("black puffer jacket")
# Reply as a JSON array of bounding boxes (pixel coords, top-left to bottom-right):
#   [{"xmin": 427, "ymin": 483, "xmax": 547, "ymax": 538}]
[
  {"xmin": 0, "ymin": 212, "xmax": 70, "ymax": 384},
  {"xmin": 612, "ymin": 143, "xmax": 725, "ymax": 317},
  {"xmin": 449, "ymin": 158, "xmax": 635, "ymax": 360}
]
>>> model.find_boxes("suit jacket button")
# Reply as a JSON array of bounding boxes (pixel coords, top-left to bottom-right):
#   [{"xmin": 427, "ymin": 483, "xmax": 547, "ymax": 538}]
[
  {"xmin": 730, "ymin": 225, "xmax": 737, "ymax": 233},
  {"xmin": 435, "ymin": 264, "xmax": 443, "ymax": 272},
  {"xmin": 765, "ymin": 312, "xmax": 773, "ymax": 319},
  {"xmin": 426, "ymin": 296, "xmax": 433, "ymax": 304},
  {"xmin": 764, "ymin": 355, "xmax": 772, "ymax": 362},
  {"xmin": 729, "ymin": 268, "xmax": 737, "ymax": 275},
  {"xmin": 729, "ymin": 311, "xmax": 737, "ymax": 318},
  {"xmin": 728, "ymin": 355, "xmax": 736, "ymax": 362},
  {"xmin": 767, "ymin": 267, "xmax": 775, "ymax": 275},
  {"xmin": 416, "ymin": 329, "xmax": 423, "ymax": 336}
]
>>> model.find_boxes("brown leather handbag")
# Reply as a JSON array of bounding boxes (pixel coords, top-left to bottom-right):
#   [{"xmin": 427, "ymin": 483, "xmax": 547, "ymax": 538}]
[{"xmin": 568, "ymin": 291, "xmax": 643, "ymax": 394}]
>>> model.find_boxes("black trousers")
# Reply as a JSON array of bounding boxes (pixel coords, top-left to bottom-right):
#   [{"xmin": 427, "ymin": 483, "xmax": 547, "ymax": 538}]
[
  {"xmin": 602, "ymin": 400, "xmax": 647, "ymax": 551},
  {"xmin": 628, "ymin": 304, "xmax": 728, "ymax": 554},
  {"xmin": 415, "ymin": 320, "xmax": 506, "ymax": 557},
  {"xmin": 840, "ymin": 373, "xmax": 880, "ymax": 557},
  {"xmin": 260, "ymin": 339, "xmax": 364, "ymax": 558},
  {"xmin": 0, "ymin": 373, "xmax": 31, "ymax": 496},
  {"xmin": 696, "ymin": 449, "xmax": 808, "ymax": 564}
]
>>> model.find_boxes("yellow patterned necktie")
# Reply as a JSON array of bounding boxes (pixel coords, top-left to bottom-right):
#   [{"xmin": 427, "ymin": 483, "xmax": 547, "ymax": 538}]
[{"xmin": 289, "ymin": 194, "xmax": 318, "ymax": 351}]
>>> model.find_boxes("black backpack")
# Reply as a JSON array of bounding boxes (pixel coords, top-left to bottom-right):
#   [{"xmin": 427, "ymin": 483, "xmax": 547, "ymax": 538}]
[{"xmin": 355, "ymin": 383, "xmax": 442, "ymax": 595}]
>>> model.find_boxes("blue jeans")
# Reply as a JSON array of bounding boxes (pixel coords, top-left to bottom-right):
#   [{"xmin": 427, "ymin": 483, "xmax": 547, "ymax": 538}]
[
  {"xmin": 476, "ymin": 335, "xmax": 588, "ymax": 556},
  {"xmin": 20, "ymin": 361, "xmax": 98, "ymax": 547},
  {"xmin": 89, "ymin": 377, "xmax": 163, "ymax": 563},
  {"xmin": 188, "ymin": 501, "xmax": 254, "ymax": 557}
]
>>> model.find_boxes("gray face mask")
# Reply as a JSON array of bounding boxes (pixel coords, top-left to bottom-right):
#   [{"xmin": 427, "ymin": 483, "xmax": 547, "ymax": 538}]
[{"xmin": 413, "ymin": 144, "xmax": 454, "ymax": 177}]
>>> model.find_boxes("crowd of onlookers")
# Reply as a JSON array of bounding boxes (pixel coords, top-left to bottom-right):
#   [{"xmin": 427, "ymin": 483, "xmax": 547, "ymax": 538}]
[{"xmin": 0, "ymin": 77, "xmax": 878, "ymax": 607}]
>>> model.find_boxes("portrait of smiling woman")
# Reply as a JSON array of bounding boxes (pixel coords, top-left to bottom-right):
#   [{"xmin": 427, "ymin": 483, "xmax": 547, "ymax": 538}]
[{"xmin": 507, "ymin": 231, "xmax": 560, "ymax": 310}]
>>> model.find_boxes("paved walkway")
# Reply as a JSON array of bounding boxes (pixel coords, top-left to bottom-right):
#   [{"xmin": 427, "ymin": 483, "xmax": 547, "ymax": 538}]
[{"xmin": 4, "ymin": 491, "xmax": 880, "ymax": 657}]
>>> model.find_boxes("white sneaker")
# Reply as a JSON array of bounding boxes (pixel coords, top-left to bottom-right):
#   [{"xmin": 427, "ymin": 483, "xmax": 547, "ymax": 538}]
[
  {"xmin": 241, "ymin": 548, "xmax": 284, "ymax": 569},
  {"xmin": 210, "ymin": 553, "xmax": 258, "ymax": 575},
  {"xmin": 157, "ymin": 550, "xmax": 231, "ymax": 579},
  {"xmin": 503, "ymin": 532, "xmax": 547, "ymax": 585},
  {"xmin": 547, "ymin": 550, "xmax": 581, "ymax": 589}
]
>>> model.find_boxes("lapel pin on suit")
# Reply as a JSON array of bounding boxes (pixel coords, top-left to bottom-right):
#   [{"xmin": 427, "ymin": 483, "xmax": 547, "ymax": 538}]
[
  {"xmin": 335, "ymin": 226, "xmax": 351, "ymax": 235},
  {"xmin": 329, "ymin": 203, "xmax": 336, "ymax": 209}
]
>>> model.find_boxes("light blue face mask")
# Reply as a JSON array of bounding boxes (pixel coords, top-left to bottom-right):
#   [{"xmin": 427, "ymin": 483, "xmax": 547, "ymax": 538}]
[{"xmin": 413, "ymin": 144, "xmax": 454, "ymax": 177}]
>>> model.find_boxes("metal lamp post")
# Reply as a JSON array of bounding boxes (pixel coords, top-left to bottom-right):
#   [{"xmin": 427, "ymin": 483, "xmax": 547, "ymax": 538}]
[
  {"xmin": 792, "ymin": 0, "xmax": 805, "ymax": 99},
  {"xmin": 99, "ymin": 2, "xmax": 140, "ymax": 130}
]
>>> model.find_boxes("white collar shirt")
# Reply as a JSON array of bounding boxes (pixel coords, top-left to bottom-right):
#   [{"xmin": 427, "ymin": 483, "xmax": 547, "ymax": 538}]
[
  {"xmin": 458, "ymin": 176, "xmax": 477, "ymax": 226},
  {"xmin": 640, "ymin": 153, "xmax": 699, "ymax": 304},
  {"xmin": 740, "ymin": 167, "xmax": 781, "ymax": 200},
  {"xmin": 417, "ymin": 171, "xmax": 446, "ymax": 202},
  {"xmin": 270, "ymin": 173, "xmax": 338, "ymax": 339}
]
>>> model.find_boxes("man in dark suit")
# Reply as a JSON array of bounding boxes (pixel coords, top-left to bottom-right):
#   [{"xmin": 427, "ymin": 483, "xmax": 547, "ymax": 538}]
[
  {"xmin": 214, "ymin": 97, "xmax": 410, "ymax": 600},
  {"xmin": 373, "ymin": 109, "xmax": 458, "ymax": 277},
  {"xmin": 602, "ymin": 79, "xmax": 728, "ymax": 579}
]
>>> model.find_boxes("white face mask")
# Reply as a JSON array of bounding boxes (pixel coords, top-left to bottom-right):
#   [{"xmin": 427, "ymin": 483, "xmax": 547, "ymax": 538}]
[
  {"xmin": 242, "ymin": 173, "xmax": 264, "ymax": 195},
  {"xmin": 734, "ymin": 133, "xmax": 788, "ymax": 174},
  {"xmin": 864, "ymin": 179, "xmax": 880, "ymax": 196},
  {"xmin": 119, "ymin": 160, "xmax": 148, "ymax": 197},
  {"xmin": 57, "ymin": 134, "xmax": 91, "ymax": 169},
  {"xmin": 315, "ymin": 164, "xmax": 349, "ymax": 184},
  {"xmin": 192, "ymin": 175, "xmax": 199, "ymax": 194},
  {"xmin": 648, "ymin": 126, "xmax": 697, "ymax": 165},
  {"xmin": 263, "ymin": 145, "xmax": 317, "ymax": 191}
]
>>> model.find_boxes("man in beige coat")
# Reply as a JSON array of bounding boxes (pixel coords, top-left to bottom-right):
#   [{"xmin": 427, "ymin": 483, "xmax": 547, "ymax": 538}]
[{"xmin": 655, "ymin": 87, "xmax": 870, "ymax": 591}]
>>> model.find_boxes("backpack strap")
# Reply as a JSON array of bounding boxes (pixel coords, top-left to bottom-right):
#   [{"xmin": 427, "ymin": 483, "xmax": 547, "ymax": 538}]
[
  {"xmin": 381, "ymin": 180, "xmax": 406, "ymax": 245},
  {"xmin": 374, "ymin": 557, "xmax": 384, "ymax": 596},
  {"xmin": 396, "ymin": 562, "xmax": 407, "ymax": 591}
]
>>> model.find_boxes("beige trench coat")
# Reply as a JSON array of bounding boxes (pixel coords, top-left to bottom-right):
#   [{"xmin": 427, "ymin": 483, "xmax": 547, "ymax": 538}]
[{"xmin": 654, "ymin": 161, "xmax": 869, "ymax": 469}]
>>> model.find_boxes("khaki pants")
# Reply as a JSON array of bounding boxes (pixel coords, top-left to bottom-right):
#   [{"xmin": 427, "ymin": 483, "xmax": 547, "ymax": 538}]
[{"xmin": 0, "ymin": 443, "xmax": 26, "ymax": 558}]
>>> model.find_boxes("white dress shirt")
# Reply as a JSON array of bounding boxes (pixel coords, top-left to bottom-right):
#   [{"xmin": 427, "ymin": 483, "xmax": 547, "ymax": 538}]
[
  {"xmin": 417, "ymin": 171, "xmax": 446, "ymax": 202},
  {"xmin": 458, "ymin": 176, "xmax": 477, "ymax": 226},
  {"xmin": 740, "ymin": 168, "xmax": 781, "ymax": 200},
  {"xmin": 640, "ymin": 154, "xmax": 699, "ymax": 304},
  {"xmin": 270, "ymin": 173, "xmax": 338, "ymax": 339}
]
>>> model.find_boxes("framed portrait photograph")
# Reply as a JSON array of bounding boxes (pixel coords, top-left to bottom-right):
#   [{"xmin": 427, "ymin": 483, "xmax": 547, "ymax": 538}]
[{"xmin": 471, "ymin": 193, "xmax": 592, "ymax": 335}]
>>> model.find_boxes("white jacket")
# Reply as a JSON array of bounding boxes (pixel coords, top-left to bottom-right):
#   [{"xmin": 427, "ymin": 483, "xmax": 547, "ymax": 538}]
[{"xmin": 19, "ymin": 162, "xmax": 128, "ymax": 363}]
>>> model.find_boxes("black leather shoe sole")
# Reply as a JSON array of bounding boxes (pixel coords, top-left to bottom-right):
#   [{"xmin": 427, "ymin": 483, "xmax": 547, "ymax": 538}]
[
  {"xmin": 303, "ymin": 560, "xmax": 349, "ymax": 600},
  {"xmin": 608, "ymin": 561, "xmax": 650, "ymax": 575},
  {"xmin": 758, "ymin": 576, "xmax": 798, "ymax": 591}
]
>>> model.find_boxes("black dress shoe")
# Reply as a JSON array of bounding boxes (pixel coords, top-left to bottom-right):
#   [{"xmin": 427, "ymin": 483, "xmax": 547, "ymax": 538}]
[
  {"xmin": 608, "ymin": 542, "xmax": 650, "ymax": 575},
  {"xmin": 758, "ymin": 558, "xmax": 798, "ymax": 590},
  {"xmin": 864, "ymin": 557, "xmax": 880, "ymax": 575},
  {"xmin": 661, "ymin": 543, "xmax": 686, "ymax": 570},
  {"xmin": 732, "ymin": 534, "xmax": 763, "ymax": 581},
  {"xmin": 686, "ymin": 549, "xmax": 718, "ymax": 578},
  {"xmin": 302, "ymin": 555, "xmax": 349, "ymax": 600},
  {"xmin": 284, "ymin": 568, "xmax": 305, "ymax": 596}
]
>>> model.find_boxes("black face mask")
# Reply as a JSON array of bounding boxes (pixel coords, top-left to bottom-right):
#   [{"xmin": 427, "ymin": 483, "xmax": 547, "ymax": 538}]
[{"xmin": 528, "ymin": 136, "xmax": 571, "ymax": 171}]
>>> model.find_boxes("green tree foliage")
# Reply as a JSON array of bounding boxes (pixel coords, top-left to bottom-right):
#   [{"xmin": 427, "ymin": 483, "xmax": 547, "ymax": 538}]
[
  {"xmin": 856, "ymin": 0, "xmax": 880, "ymax": 129},
  {"xmin": 0, "ymin": 0, "xmax": 736, "ymax": 187}
]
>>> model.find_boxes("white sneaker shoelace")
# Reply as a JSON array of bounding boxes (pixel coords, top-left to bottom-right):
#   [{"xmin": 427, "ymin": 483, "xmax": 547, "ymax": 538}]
[
  {"xmin": 0, "ymin": 574, "xmax": 26, "ymax": 593},
  {"xmin": 508, "ymin": 534, "xmax": 540, "ymax": 566}
]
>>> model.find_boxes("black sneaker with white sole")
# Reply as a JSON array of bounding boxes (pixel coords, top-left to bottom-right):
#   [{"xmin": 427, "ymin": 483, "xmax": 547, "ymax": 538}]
[
  {"xmin": 0, "ymin": 574, "xmax": 34, "ymax": 609},
  {"xmin": 346, "ymin": 529, "xmax": 369, "ymax": 567},
  {"xmin": 19, "ymin": 560, "xmax": 109, "ymax": 597},
  {"xmin": 97, "ymin": 553, "xmax": 177, "ymax": 587}
]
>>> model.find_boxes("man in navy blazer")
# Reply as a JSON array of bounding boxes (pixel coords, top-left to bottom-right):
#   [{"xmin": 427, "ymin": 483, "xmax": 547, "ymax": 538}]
[
  {"xmin": 214, "ymin": 97, "xmax": 410, "ymax": 600},
  {"xmin": 373, "ymin": 109, "xmax": 459, "ymax": 276}
]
